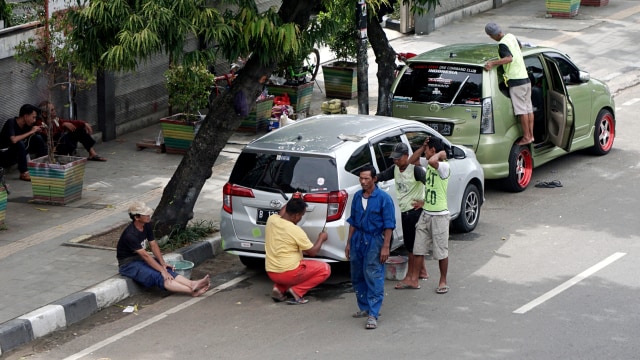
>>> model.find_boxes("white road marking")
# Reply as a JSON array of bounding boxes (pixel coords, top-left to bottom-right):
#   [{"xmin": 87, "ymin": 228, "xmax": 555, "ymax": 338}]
[
  {"xmin": 621, "ymin": 98, "xmax": 640, "ymax": 106},
  {"xmin": 63, "ymin": 273, "xmax": 254, "ymax": 360},
  {"xmin": 513, "ymin": 252, "xmax": 626, "ymax": 314}
]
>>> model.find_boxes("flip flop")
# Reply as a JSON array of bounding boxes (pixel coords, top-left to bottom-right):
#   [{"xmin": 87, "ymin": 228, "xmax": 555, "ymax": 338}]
[
  {"xmin": 352, "ymin": 310, "xmax": 369, "ymax": 318},
  {"xmin": 365, "ymin": 316, "xmax": 377, "ymax": 330},
  {"xmin": 88, "ymin": 155, "xmax": 107, "ymax": 162},
  {"xmin": 535, "ymin": 181, "xmax": 554, "ymax": 188},
  {"xmin": 271, "ymin": 288, "xmax": 287, "ymax": 303},
  {"xmin": 436, "ymin": 286, "xmax": 450, "ymax": 294},
  {"xmin": 549, "ymin": 180, "xmax": 563, "ymax": 187},
  {"xmin": 394, "ymin": 282, "xmax": 421, "ymax": 290}
]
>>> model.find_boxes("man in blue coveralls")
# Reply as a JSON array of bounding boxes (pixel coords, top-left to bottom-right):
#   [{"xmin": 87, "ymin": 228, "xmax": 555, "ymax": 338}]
[{"xmin": 345, "ymin": 164, "xmax": 396, "ymax": 330}]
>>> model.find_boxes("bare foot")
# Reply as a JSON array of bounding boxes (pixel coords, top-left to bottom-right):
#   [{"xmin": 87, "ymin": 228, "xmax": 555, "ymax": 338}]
[
  {"xmin": 516, "ymin": 137, "xmax": 534, "ymax": 146},
  {"xmin": 192, "ymin": 274, "xmax": 210, "ymax": 292},
  {"xmin": 419, "ymin": 273, "xmax": 429, "ymax": 280},
  {"xmin": 192, "ymin": 282, "xmax": 210, "ymax": 297}
]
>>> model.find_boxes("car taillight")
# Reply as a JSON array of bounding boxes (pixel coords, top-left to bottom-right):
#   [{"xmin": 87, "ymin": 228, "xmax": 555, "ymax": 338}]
[
  {"xmin": 222, "ymin": 183, "xmax": 254, "ymax": 214},
  {"xmin": 480, "ymin": 97, "xmax": 495, "ymax": 134},
  {"xmin": 303, "ymin": 190, "xmax": 348, "ymax": 222}
]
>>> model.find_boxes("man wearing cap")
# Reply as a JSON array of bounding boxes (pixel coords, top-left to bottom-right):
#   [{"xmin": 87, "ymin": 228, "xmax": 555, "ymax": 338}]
[
  {"xmin": 484, "ymin": 22, "xmax": 535, "ymax": 145},
  {"xmin": 377, "ymin": 142, "xmax": 428, "ymax": 290},
  {"xmin": 116, "ymin": 201, "xmax": 211, "ymax": 297}
]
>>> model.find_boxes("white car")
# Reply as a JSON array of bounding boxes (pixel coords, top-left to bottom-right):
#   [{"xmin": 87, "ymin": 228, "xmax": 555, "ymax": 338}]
[{"xmin": 220, "ymin": 114, "xmax": 484, "ymax": 268}]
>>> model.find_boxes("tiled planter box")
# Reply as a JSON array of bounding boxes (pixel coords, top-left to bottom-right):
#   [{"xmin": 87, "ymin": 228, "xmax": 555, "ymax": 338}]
[
  {"xmin": 238, "ymin": 98, "xmax": 275, "ymax": 133},
  {"xmin": 581, "ymin": 0, "xmax": 608, "ymax": 6},
  {"xmin": 27, "ymin": 155, "xmax": 87, "ymax": 205},
  {"xmin": 160, "ymin": 114, "xmax": 203, "ymax": 155},
  {"xmin": 0, "ymin": 185, "xmax": 6, "ymax": 226},
  {"xmin": 267, "ymin": 82, "xmax": 314, "ymax": 116},
  {"xmin": 322, "ymin": 61, "xmax": 358, "ymax": 100},
  {"xmin": 546, "ymin": 0, "xmax": 580, "ymax": 17}
]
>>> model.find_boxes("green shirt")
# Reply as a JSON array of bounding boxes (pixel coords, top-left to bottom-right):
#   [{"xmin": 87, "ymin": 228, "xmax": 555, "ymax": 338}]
[
  {"xmin": 424, "ymin": 162, "xmax": 450, "ymax": 214},
  {"xmin": 394, "ymin": 164, "xmax": 426, "ymax": 212},
  {"xmin": 499, "ymin": 33, "xmax": 528, "ymax": 82}
]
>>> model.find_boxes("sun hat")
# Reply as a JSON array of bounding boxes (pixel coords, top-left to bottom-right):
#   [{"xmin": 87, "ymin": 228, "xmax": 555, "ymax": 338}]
[{"xmin": 128, "ymin": 201, "xmax": 154, "ymax": 216}]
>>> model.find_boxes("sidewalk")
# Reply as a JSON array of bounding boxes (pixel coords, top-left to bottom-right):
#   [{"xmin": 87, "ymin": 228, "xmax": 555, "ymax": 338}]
[{"xmin": 1, "ymin": 0, "xmax": 636, "ymax": 354}]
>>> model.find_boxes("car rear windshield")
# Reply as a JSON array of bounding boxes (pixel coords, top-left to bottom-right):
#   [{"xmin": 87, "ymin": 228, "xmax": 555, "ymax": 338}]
[
  {"xmin": 229, "ymin": 152, "xmax": 339, "ymax": 193},
  {"xmin": 393, "ymin": 63, "xmax": 483, "ymax": 105}
]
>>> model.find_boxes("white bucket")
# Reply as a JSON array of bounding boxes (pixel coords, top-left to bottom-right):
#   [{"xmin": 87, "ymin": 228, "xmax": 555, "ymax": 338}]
[
  {"xmin": 385, "ymin": 256, "xmax": 408, "ymax": 281},
  {"xmin": 168, "ymin": 260, "xmax": 194, "ymax": 279}
]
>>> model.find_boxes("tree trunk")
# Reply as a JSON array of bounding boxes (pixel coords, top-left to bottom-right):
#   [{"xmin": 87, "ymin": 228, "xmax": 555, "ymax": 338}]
[
  {"xmin": 151, "ymin": 0, "xmax": 321, "ymax": 237},
  {"xmin": 367, "ymin": 17, "xmax": 396, "ymax": 116}
]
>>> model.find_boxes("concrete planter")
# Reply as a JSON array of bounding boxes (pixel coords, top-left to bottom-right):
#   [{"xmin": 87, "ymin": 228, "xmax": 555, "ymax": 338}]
[
  {"xmin": 546, "ymin": 0, "xmax": 580, "ymax": 17},
  {"xmin": 159, "ymin": 114, "xmax": 204, "ymax": 155},
  {"xmin": 322, "ymin": 61, "xmax": 358, "ymax": 99},
  {"xmin": 27, "ymin": 155, "xmax": 87, "ymax": 205}
]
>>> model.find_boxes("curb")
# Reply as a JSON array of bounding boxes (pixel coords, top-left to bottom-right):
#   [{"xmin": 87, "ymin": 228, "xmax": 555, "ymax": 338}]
[{"xmin": 0, "ymin": 235, "xmax": 222, "ymax": 356}]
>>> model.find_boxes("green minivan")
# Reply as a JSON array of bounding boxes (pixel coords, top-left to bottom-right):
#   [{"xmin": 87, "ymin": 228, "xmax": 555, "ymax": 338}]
[{"xmin": 391, "ymin": 43, "xmax": 615, "ymax": 192}]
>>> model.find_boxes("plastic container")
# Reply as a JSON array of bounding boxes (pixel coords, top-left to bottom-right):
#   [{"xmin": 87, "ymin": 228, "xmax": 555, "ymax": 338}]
[
  {"xmin": 385, "ymin": 256, "xmax": 408, "ymax": 281},
  {"xmin": 168, "ymin": 260, "xmax": 194, "ymax": 279}
]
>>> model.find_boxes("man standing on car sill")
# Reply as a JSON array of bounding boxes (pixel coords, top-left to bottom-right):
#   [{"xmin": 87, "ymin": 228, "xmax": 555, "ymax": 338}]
[
  {"xmin": 346, "ymin": 164, "xmax": 396, "ymax": 330},
  {"xmin": 376, "ymin": 142, "xmax": 429, "ymax": 290},
  {"xmin": 411, "ymin": 137, "xmax": 451, "ymax": 295},
  {"xmin": 484, "ymin": 22, "xmax": 535, "ymax": 145}
]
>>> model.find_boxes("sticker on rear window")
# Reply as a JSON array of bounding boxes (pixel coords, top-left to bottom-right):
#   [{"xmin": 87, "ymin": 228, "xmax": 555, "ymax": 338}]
[
  {"xmin": 276, "ymin": 155, "xmax": 290, "ymax": 161},
  {"xmin": 317, "ymin": 177, "xmax": 325, "ymax": 186}
]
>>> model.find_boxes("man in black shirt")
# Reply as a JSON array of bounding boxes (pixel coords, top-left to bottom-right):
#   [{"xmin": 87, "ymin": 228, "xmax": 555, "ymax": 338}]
[{"xmin": 0, "ymin": 104, "xmax": 47, "ymax": 181}]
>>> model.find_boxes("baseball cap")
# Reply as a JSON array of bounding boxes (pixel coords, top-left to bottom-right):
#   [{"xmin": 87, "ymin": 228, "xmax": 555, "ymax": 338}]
[
  {"xmin": 389, "ymin": 143, "xmax": 409, "ymax": 159},
  {"xmin": 485, "ymin": 22, "xmax": 502, "ymax": 36},
  {"xmin": 128, "ymin": 201, "xmax": 154, "ymax": 216}
]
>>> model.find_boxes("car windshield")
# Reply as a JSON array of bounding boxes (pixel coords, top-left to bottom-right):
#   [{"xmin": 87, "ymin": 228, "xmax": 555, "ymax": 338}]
[
  {"xmin": 229, "ymin": 152, "xmax": 339, "ymax": 193},
  {"xmin": 393, "ymin": 63, "xmax": 483, "ymax": 105}
]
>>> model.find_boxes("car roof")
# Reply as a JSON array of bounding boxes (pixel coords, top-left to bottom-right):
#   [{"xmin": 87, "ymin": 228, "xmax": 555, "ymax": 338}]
[
  {"xmin": 246, "ymin": 114, "xmax": 426, "ymax": 154},
  {"xmin": 408, "ymin": 43, "xmax": 561, "ymax": 66}
]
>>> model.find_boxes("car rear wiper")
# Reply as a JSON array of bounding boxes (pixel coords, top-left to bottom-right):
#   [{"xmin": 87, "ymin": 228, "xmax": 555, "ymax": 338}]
[
  {"xmin": 442, "ymin": 75, "xmax": 470, "ymax": 109},
  {"xmin": 255, "ymin": 186, "xmax": 289, "ymax": 200}
]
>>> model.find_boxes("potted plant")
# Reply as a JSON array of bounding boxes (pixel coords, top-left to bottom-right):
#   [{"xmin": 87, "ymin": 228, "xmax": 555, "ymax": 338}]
[
  {"xmin": 319, "ymin": 9, "xmax": 359, "ymax": 99},
  {"xmin": 161, "ymin": 64, "xmax": 214, "ymax": 154},
  {"xmin": 14, "ymin": 2, "xmax": 92, "ymax": 205},
  {"xmin": 267, "ymin": 46, "xmax": 317, "ymax": 118}
]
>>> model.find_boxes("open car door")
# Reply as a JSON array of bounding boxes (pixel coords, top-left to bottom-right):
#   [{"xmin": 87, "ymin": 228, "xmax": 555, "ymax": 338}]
[{"xmin": 544, "ymin": 57, "xmax": 575, "ymax": 151}]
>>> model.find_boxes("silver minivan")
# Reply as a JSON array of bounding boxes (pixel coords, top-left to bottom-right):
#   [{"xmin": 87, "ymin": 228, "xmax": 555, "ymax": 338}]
[{"xmin": 220, "ymin": 114, "xmax": 484, "ymax": 268}]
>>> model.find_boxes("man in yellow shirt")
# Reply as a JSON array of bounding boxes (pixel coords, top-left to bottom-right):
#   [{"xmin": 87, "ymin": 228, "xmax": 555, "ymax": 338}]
[{"xmin": 265, "ymin": 197, "xmax": 331, "ymax": 305}]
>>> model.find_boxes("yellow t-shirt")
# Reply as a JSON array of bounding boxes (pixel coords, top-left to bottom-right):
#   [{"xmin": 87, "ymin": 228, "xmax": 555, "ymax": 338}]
[{"xmin": 265, "ymin": 215, "xmax": 313, "ymax": 273}]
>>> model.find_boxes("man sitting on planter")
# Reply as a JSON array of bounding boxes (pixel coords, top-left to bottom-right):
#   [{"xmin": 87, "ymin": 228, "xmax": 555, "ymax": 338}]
[
  {"xmin": 38, "ymin": 101, "xmax": 107, "ymax": 162},
  {"xmin": 0, "ymin": 104, "xmax": 47, "ymax": 182}
]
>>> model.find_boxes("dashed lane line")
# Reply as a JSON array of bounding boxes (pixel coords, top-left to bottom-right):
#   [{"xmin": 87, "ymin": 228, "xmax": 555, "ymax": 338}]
[{"xmin": 513, "ymin": 252, "xmax": 626, "ymax": 314}]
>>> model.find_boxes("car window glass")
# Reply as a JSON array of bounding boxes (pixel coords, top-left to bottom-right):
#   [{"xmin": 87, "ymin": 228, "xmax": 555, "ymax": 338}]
[
  {"xmin": 544, "ymin": 53, "xmax": 579, "ymax": 84},
  {"xmin": 345, "ymin": 144, "xmax": 373, "ymax": 177},
  {"xmin": 524, "ymin": 55, "xmax": 545, "ymax": 87},
  {"xmin": 393, "ymin": 63, "xmax": 483, "ymax": 105},
  {"xmin": 545, "ymin": 58, "xmax": 566, "ymax": 93},
  {"xmin": 229, "ymin": 152, "xmax": 338, "ymax": 193},
  {"xmin": 372, "ymin": 135, "xmax": 403, "ymax": 172},
  {"xmin": 405, "ymin": 130, "xmax": 430, "ymax": 152}
]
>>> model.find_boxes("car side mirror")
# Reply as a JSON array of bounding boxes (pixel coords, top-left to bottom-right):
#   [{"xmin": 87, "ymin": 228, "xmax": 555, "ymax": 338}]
[
  {"xmin": 578, "ymin": 70, "xmax": 590, "ymax": 83},
  {"xmin": 450, "ymin": 146, "xmax": 466, "ymax": 159}
]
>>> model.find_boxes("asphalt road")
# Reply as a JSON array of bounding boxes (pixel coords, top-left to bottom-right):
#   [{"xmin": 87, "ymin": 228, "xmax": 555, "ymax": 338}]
[
  {"xmin": 10, "ymin": 73, "xmax": 640, "ymax": 360},
  {"xmin": 5, "ymin": 1, "xmax": 640, "ymax": 359}
]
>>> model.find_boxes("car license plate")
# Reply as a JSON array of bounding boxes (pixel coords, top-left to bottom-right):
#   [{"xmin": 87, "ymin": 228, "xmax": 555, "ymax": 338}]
[
  {"xmin": 256, "ymin": 208, "xmax": 279, "ymax": 225},
  {"xmin": 426, "ymin": 122, "xmax": 453, "ymax": 136}
]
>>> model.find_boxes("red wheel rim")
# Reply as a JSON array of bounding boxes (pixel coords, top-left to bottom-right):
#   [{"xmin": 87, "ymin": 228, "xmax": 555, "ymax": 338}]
[
  {"xmin": 598, "ymin": 113, "xmax": 615, "ymax": 152},
  {"xmin": 516, "ymin": 148, "xmax": 533, "ymax": 188}
]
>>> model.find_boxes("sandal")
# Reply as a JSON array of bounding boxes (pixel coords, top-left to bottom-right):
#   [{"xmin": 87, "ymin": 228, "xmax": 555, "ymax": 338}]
[
  {"xmin": 19, "ymin": 172, "xmax": 31, "ymax": 182},
  {"xmin": 88, "ymin": 155, "xmax": 107, "ymax": 162},
  {"xmin": 271, "ymin": 288, "xmax": 287, "ymax": 303},
  {"xmin": 365, "ymin": 316, "xmax": 377, "ymax": 330},
  {"xmin": 352, "ymin": 310, "xmax": 369, "ymax": 318},
  {"xmin": 287, "ymin": 297, "xmax": 309, "ymax": 305}
]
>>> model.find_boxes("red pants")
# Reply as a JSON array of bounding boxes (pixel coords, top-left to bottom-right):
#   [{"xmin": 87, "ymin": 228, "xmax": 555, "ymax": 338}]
[{"xmin": 267, "ymin": 260, "xmax": 331, "ymax": 297}]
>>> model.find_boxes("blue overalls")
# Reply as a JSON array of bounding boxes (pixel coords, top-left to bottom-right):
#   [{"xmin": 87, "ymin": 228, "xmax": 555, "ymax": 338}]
[{"xmin": 347, "ymin": 186, "xmax": 396, "ymax": 319}]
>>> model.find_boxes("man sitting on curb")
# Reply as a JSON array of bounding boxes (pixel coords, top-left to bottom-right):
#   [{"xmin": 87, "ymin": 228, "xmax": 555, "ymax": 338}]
[
  {"xmin": 38, "ymin": 101, "xmax": 107, "ymax": 161},
  {"xmin": 117, "ymin": 201, "xmax": 211, "ymax": 297},
  {"xmin": 0, "ymin": 104, "xmax": 47, "ymax": 181}
]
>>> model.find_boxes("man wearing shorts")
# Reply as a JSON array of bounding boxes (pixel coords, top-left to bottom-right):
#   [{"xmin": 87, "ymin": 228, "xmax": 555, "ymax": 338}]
[
  {"xmin": 413, "ymin": 137, "xmax": 451, "ymax": 294},
  {"xmin": 377, "ymin": 142, "xmax": 427, "ymax": 290},
  {"xmin": 484, "ymin": 22, "xmax": 534, "ymax": 145}
]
